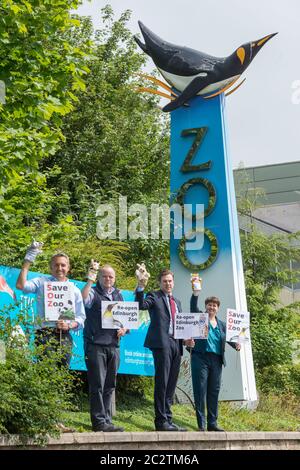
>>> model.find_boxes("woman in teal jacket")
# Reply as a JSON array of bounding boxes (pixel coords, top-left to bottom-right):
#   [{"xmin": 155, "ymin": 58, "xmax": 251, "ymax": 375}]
[{"xmin": 188, "ymin": 294, "xmax": 240, "ymax": 431}]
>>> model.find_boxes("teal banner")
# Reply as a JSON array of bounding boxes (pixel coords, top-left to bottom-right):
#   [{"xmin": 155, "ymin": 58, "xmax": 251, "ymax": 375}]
[{"xmin": 0, "ymin": 265, "xmax": 154, "ymax": 376}]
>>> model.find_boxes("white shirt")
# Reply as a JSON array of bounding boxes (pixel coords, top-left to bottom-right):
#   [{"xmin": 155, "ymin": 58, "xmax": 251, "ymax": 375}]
[{"xmin": 165, "ymin": 293, "xmax": 178, "ymax": 336}]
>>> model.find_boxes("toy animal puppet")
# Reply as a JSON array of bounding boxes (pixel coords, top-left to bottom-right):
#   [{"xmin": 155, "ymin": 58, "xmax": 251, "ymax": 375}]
[{"xmin": 135, "ymin": 263, "xmax": 150, "ymax": 287}]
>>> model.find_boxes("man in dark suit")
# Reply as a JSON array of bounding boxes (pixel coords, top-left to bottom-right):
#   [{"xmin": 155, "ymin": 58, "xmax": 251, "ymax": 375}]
[{"xmin": 135, "ymin": 267, "xmax": 186, "ymax": 432}]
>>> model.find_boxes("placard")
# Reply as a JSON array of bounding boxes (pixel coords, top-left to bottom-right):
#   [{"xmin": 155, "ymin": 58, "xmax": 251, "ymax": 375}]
[
  {"xmin": 226, "ymin": 308, "xmax": 250, "ymax": 343},
  {"xmin": 44, "ymin": 282, "xmax": 75, "ymax": 321},
  {"xmin": 174, "ymin": 312, "xmax": 208, "ymax": 339},
  {"xmin": 101, "ymin": 301, "xmax": 139, "ymax": 329}
]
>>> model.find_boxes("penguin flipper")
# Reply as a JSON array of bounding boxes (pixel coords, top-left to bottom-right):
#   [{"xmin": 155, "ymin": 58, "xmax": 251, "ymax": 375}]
[
  {"xmin": 134, "ymin": 35, "xmax": 148, "ymax": 55},
  {"xmin": 162, "ymin": 76, "xmax": 209, "ymax": 112}
]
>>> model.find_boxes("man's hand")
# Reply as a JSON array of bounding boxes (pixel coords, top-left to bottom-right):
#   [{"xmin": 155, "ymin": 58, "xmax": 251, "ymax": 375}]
[
  {"xmin": 56, "ymin": 320, "xmax": 78, "ymax": 331},
  {"xmin": 56, "ymin": 320, "xmax": 70, "ymax": 331},
  {"xmin": 24, "ymin": 240, "xmax": 43, "ymax": 263},
  {"xmin": 117, "ymin": 328, "xmax": 127, "ymax": 338},
  {"xmin": 236, "ymin": 343, "xmax": 241, "ymax": 351},
  {"xmin": 87, "ymin": 259, "xmax": 100, "ymax": 282},
  {"xmin": 135, "ymin": 262, "xmax": 150, "ymax": 288}
]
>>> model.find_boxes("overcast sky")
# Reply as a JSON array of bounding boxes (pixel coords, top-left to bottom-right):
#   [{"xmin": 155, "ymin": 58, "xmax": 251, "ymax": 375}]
[{"xmin": 76, "ymin": 0, "xmax": 300, "ymax": 169}]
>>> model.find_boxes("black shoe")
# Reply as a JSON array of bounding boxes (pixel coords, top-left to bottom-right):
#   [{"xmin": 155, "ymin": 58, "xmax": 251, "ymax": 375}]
[
  {"xmin": 93, "ymin": 423, "xmax": 124, "ymax": 432},
  {"xmin": 169, "ymin": 422, "xmax": 187, "ymax": 432},
  {"xmin": 198, "ymin": 427, "xmax": 205, "ymax": 431},
  {"xmin": 168, "ymin": 422, "xmax": 187, "ymax": 432},
  {"xmin": 155, "ymin": 422, "xmax": 180, "ymax": 431},
  {"xmin": 110, "ymin": 424, "xmax": 124, "ymax": 432},
  {"xmin": 207, "ymin": 425, "xmax": 224, "ymax": 432}
]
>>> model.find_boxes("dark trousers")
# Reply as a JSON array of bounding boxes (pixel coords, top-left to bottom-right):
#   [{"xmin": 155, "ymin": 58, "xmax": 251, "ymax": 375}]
[
  {"xmin": 85, "ymin": 343, "xmax": 120, "ymax": 429},
  {"xmin": 191, "ymin": 351, "xmax": 223, "ymax": 429},
  {"xmin": 35, "ymin": 328, "xmax": 73, "ymax": 368},
  {"xmin": 152, "ymin": 337, "xmax": 181, "ymax": 427}
]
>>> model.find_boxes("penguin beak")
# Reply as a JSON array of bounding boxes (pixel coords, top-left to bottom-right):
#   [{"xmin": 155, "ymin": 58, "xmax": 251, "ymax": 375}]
[{"xmin": 251, "ymin": 32, "xmax": 278, "ymax": 57}]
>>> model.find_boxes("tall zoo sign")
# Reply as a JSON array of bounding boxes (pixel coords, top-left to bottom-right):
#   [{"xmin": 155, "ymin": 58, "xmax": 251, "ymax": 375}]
[
  {"xmin": 135, "ymin": 22, "xmax": 277, "ymax": 401},
  {"xmin": 169, "ymin": 95, "xmax": 256, "ymax": 400}
]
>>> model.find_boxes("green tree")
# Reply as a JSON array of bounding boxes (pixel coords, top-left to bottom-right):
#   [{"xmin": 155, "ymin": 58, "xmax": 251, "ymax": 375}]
[
  {"xmin": 241, "ymin": 226, "xmax": 300, "ymax": 367},
  {"xmin": 0, "ymin": 6, "xmax": 161, "ymax": 287},
  {"xmin": 40, "ymin": 6, "xmax": 170, "ymax": 281},
  {"xmin": 0, "ymin": 0, "xmax": 91, "ymax": 214},
  {"xmin": 236, "ymin": 169, "xmax": 300, "ymax": 392},
  {"xmin": 45, "ymin": 6, "xmax": 169, "ymax": 202}
]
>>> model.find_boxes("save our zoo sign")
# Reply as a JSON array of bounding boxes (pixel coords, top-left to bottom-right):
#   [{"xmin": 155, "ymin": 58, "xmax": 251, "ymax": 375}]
[
  {"xmin": 44, "ymin": 281, "xmax": 75, "ymax": 321},
  {"xmin": 226, "ymin": 308, "xmax": 250, "ymax": 343}
]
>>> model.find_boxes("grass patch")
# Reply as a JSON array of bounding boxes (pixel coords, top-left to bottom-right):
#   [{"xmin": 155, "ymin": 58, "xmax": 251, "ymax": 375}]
[
  {"xmin": 219, "ymin": 393, "xmax": 299, "ymax": 431},
  {"xmin": 61, "ymin": 389, "xmax": 300, "ymax": 432}
]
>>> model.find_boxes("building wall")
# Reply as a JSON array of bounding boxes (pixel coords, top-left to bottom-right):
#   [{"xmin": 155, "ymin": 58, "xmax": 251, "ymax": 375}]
[{"xmin": 234, "ymin": 161, "xmax": 300, "ymax": 300}]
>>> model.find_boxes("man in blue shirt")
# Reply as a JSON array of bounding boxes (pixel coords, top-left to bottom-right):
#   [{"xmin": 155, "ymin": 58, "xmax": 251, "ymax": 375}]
[{"xmin": 16, "ymin": 241, "xmax": 85, "ymax": 367}]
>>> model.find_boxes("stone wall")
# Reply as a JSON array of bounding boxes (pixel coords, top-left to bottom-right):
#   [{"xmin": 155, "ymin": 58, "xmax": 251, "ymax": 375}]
[{"xmin": 0, "ymin": 432, "xmax": 299, "ymax": 451}]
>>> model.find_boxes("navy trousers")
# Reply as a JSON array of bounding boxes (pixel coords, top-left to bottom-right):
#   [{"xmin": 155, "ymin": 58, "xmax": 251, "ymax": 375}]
[
  {"xmin": 85, "ymin": 343, "xmax": 120, "ymax": 430},
  {"xmin": 151, "ymin": 337, "xmax": 181, "ymax": 427},
  {"xmin": 191, "ymin": 351, "xmax": 223, "ymax": 429}
]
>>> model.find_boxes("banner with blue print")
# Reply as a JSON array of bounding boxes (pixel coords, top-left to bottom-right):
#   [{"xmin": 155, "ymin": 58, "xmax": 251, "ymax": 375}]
[{"xmin": 0, "ymin": 265, "xmax": 154, "ymax": 376}]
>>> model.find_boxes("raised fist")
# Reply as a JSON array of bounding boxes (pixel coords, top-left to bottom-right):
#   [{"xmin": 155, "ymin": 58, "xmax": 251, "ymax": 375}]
[
  {"xmin": 24, "ymin": 240, "xmax": 43, "ymax": 263},
  {"xmin": 135, "ymin": 262, "xmax": 150, "ymax": 288},
  {"xmin": 87, "ymin": 259, "xmax": 100, "ymax": 282}
]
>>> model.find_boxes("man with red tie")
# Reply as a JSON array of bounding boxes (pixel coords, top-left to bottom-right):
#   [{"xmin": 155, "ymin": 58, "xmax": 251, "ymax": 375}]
[{"xmin": 135, "ymin": 267, "xmax": 186, "ymax": 431}]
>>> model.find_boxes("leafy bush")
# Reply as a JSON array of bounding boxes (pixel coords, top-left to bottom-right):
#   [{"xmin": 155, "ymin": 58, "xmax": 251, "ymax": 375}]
[
  {"xmin": 251, "ymin": 315, "xmax": 296, "ymax": 368},
  {"xmin": 116, "ymin": 374, "xmax": 153, "ymax": 403},
  {"xmin": 256, "ymin": 364, "xmax": 300, "ymax": 396},
  {"xmin": 0, "ymin": 311, "xmax": 77, "ymax": 443}
]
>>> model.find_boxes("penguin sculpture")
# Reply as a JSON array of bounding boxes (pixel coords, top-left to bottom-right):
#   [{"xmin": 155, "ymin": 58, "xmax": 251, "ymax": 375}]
[{"xmin": 134, "ymin": 22, "xmax": 277, "ymax": 112}]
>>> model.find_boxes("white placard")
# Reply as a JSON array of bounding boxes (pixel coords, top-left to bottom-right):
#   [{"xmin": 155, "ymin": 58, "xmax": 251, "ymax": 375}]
[
  {"xmin": 44, "ymin": 282, "xmax": 75, "ymax": 322},
  {"xmin": 226, "ymin": 308, "xmax": 250, "ymax": 343},
  {"xmin": 101, "ymin": 301, "xmax": 139, "ymax": 329},
  {"xmin": 174, "ymin": 312, "xmax": 208, "ymax": 339},
  {"xmin": 198, "ymin": 312, "xmax": 209, "ymax": 339}
]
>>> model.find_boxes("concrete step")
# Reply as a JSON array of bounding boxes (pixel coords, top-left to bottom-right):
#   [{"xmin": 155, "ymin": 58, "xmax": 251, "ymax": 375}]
[{"xmin": 0, "ymin": 431, "xmax": 299, "ymax": 450}]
